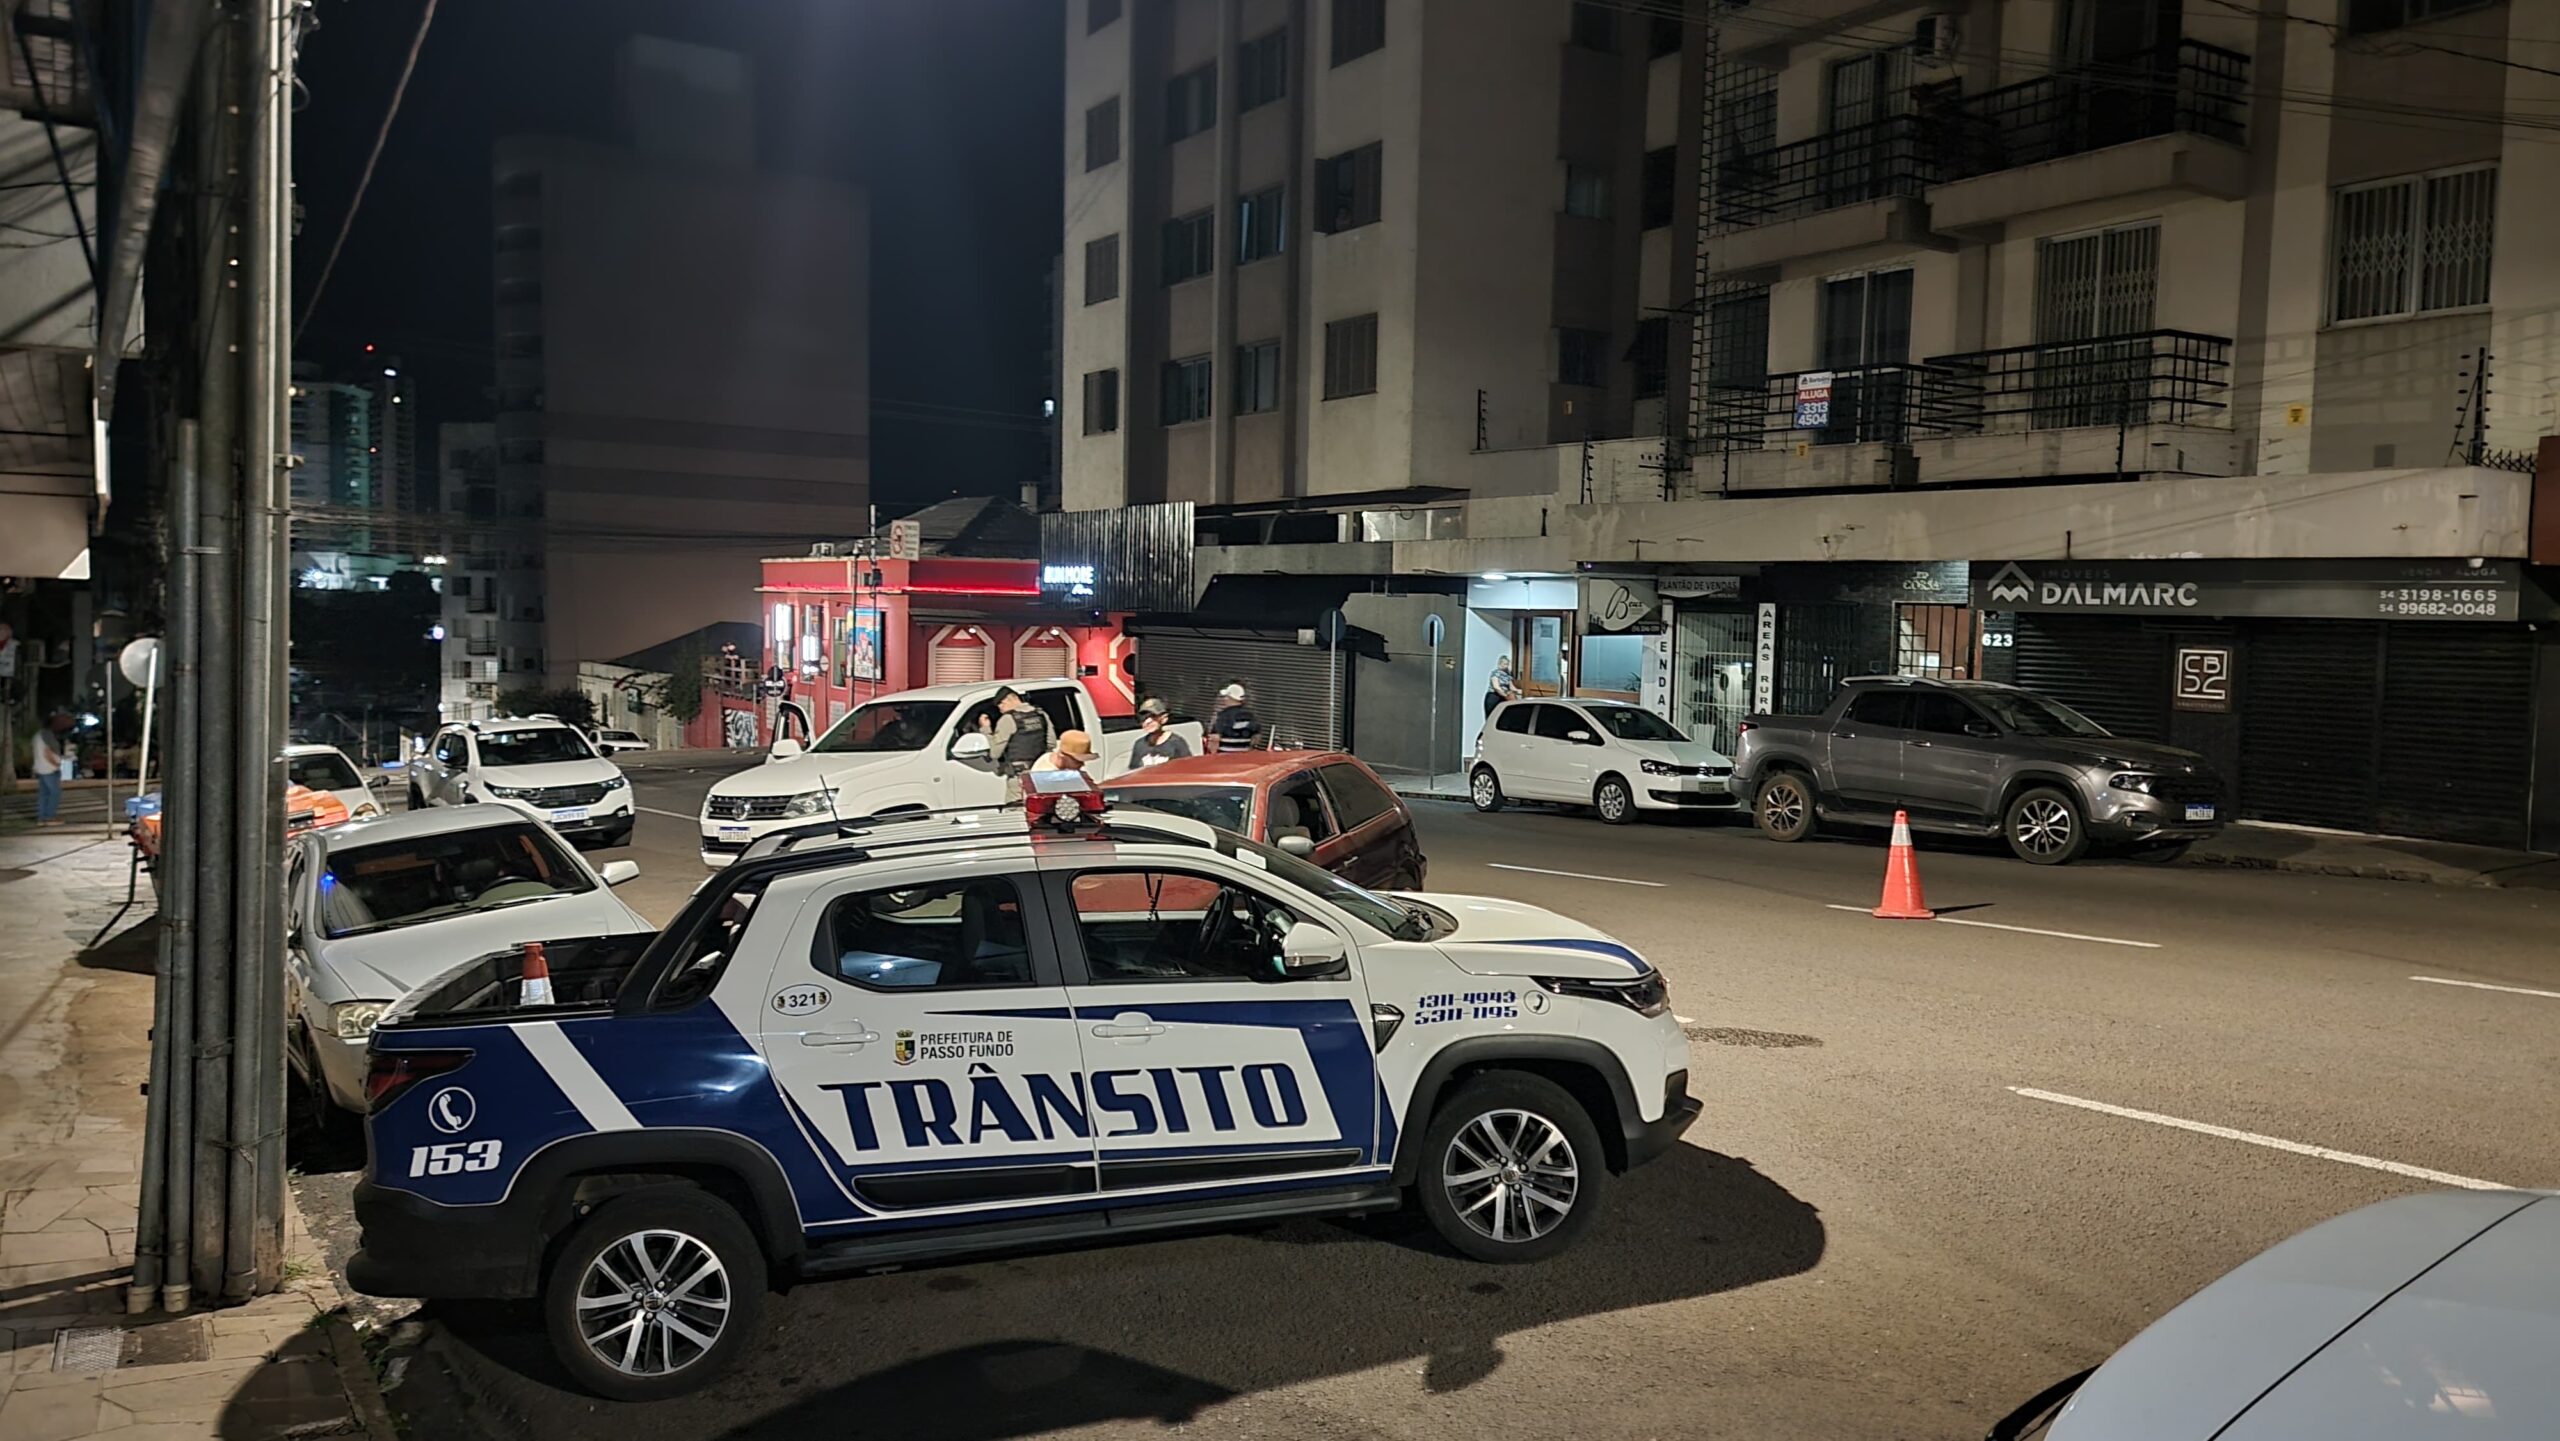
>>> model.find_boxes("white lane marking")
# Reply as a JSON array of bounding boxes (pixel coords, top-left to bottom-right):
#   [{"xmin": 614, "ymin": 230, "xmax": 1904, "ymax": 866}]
[
  {"xmin": 1488, "ymin": 863, "xmax": 1664, "ymax": 888},
  {"xmin": 517, "ymin": 1021, "xmax": 640, "ymax": 1133},
  {"xmin": 2010, "ymin": 1087, "xmax": 2506, "ymax": 1191},
  {"xmin": 635, "ymin": 805, "xmax": 699, "ymax": 821},
  {"xmin": 1822, "ymin": 904, "xmax": 2159, "ymax": 949},
  {"xmin": 2410, "ymin": 975, "xmax": 2560, "ymax": 1001},
  {"xmin": 1675, "ymin": 1015, "xmax": 1697, "ymax": 1025}
]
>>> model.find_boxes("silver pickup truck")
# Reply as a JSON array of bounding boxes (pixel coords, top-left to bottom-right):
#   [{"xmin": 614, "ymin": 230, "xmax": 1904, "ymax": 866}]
[{"xmin": 1729, "ymin": 676, "xmax": 2226, "ymax": 865}]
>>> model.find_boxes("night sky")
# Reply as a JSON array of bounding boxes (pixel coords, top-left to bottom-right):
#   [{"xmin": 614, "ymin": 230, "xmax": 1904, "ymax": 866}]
[{"xmin": 291, "ymin": 0, "xmax": 1064, "ymax": 505}]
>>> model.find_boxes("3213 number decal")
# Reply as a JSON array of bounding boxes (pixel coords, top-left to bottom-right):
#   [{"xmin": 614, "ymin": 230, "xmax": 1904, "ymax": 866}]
[{"xmin": 408, "ymin": 1140, "xmax": 503, "ymax": 1177}]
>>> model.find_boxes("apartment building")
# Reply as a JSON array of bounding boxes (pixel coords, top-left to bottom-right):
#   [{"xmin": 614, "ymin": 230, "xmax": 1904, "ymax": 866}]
[
  {"xmin": 1063, "ymin": 0, "xmax": 2560, "ymax": 850},
  {"xmin": 1061, "ymin": 0, "xmax": 1706, "ymax": 510},
  {"xmin": 433, "ymin": 421, "xmax": 546, "ymax": 723}
]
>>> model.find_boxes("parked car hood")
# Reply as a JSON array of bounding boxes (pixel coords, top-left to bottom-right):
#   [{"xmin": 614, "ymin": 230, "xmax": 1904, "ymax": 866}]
[
  {"xmin": 705, "ymin": 750, "xmax": 913, "ymax": 802},
  {"xmin": 2051, "ymin": 1190, "xmax": 2555, "ymax": 1441},
  {"xmin": 1423, "ymin": 894, "xmax": 1655, "ymax": 981},
  {"xmin": 2016, "ymin": 735, "xmax": 2212, "ymax": 773},
  {"xmin": 1613, "ymin": 737, "xmax": 1732, "ymax": 769},
  {"xmin": 481, "ymin": 759, "xmax": 621, "ymax": 789},
  {"xmin": 311, "ymin": 891, "xmax": 652, "ymax": 1000}
]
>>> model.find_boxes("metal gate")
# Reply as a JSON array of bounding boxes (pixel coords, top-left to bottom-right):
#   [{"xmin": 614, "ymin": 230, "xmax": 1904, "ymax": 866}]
[
  {"xmin": 2375, "ymin": 623, "xmax": 2533, "ymax": 846},
  {"xmin": 1776, "ymin": 603, "xmax": 1886, "ymax": 717},
  {"xmin": 1674, "ymin": 607, "xmax": 1755, "ymax": 754},
  {"xmin": 1895, "ymin": 603, "xmax": 1980, "ymax": 679},
  {"xmin": 1127, "ymin": 629, "xmax": 1349, "ymax": 750},
  {"xmin": 2011, "ymin": 613, "xmax": 2169, "ymax": 740},
  {"xmin": 2237, "ymin": 620, "xmax": 2379, "ymax": 833}
]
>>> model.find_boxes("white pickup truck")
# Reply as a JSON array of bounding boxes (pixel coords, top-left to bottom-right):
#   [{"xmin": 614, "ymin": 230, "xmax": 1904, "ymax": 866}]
[{"xmin": 696, "ymin": 678, "xmax": 1202, "ymax": 866}]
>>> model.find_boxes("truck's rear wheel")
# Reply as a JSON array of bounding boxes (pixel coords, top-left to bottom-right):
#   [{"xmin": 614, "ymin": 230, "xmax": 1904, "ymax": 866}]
[
  {"xmin": 1755, "ymin": 773, "xmax": 1816, "ymax": 843},
  {"xmin": 544, "ymin": 1187, "xmax": 765, "ymax": 1401}
]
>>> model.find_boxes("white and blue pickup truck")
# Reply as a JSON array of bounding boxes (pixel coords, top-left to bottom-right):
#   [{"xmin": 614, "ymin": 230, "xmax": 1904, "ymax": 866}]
[
  {"xmin": 696, "ymin": 679, "xmax": 1203, "ymax": 867},
  {"xmin": 349, "ymin": 788, "xmax": 1698, "ymax": 1400}
]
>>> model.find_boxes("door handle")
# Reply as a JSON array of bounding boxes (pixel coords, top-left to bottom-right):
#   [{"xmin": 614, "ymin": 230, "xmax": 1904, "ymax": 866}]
[
  {"xmin": 801, "ymin": 1025, "xmax": 881, "ymax": 1048},
  {"xmin": 1091, "ymin": 1013, "xmax": 1165, "ymax": 1040}
]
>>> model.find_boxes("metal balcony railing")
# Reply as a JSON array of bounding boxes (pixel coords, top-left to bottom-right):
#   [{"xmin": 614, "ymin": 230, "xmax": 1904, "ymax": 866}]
[
  {"xmin": 1716, "ymin": 115, "xmax": 1941, "ymax": 227},
  {"xmin": 1927, "ymin": 330, "xmax": 2232, "ymax": 433},
  {"xmin": 1943, "ymin": 39, "xmax": 2248, "ymax": 180},
  {"xmin": 1750, "ymin": 363, "xmax": 1973, "ymax": 447}
]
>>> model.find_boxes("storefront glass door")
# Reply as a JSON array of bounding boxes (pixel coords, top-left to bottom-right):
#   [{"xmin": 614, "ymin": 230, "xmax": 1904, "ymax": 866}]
[{"xmin": 1512, "ymin": 613, "xmax": 1572, "ymax": 697}]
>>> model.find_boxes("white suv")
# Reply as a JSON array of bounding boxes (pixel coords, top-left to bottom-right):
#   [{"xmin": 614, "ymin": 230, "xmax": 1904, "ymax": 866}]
[
  {"xmin": 1471, "ymin": 698, "xmax": 1738, "ymax": 824},
  {"xmin": 409, "ymin": 716, "xmax": 635, "ymax": 849}
]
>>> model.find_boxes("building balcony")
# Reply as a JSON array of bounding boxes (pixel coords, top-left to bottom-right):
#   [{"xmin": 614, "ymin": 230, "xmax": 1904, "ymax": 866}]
[
  {"xmin": 1710, "ymin": 116, "xmax": 1947, "ymax": 276},
  {"xmin": 1927, "ymin": 40, "xmax": 2250, "ymax": 231}
]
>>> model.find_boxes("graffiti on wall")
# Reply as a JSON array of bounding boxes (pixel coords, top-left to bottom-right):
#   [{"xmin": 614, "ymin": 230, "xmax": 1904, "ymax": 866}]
[{"xmin": 723, "ymin": 707, "xmax": 759, "ymax": 749}]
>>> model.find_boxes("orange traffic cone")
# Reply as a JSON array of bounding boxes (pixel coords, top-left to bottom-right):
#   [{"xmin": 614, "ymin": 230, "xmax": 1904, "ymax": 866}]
[
  {"xmin": 520, "ymin": 940, "xmax": 556, "ymax": 1007},
  {"xmin": 1872, "ymin": 810, "xmax": 1935, "ymax": 920}
]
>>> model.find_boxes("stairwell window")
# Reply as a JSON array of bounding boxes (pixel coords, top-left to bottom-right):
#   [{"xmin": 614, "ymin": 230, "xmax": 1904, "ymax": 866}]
[
  {"xmin": 1558, "ymin": 328, "xmax": 1610, "ymax": 389},
  {"xmin": 1632, "ymin": 317, "xmax": 1669, "ymax": 399},
  {"xmin": 1162, "ymin": 356, "xmax": 1213, "ymax": 425},
  {"xmin": 1236, "ymin": 341, "xmax": 1282, "ymax": 415},
  {"xmin": 1641, "ymin": 147, "xmax": 1676, "ymax": 229},
  {"xmin": 1166, "ymin": 63, "xmax": 1217, "ymax": 143},
  {"xmin": 2329, "ymin": 165, "xmax": 2496, "ymax": 323},
  {"xmin": 1564, "ymin": 162, "xmax": 1611, "ymax": 219},
  {"xmin": 1315, "ymin": 143, "xmax": 1382, "ymax": 233},
  {"xmin": 1332, "ymin": 0, "xmax": 1384, "ymax": 66},
  {"xmin": 1085, "ymin": 96, "xmax": 1120, "ymax": 170},
  {"xmin": 1083, "ymin": 369, "xmax": 1120, "ymax": 434},
  {"xmin": 1239, "ymin": 29, "xmax": 1288, "ymax": 111},
  {"xmin": 1324, "ymin": 314, "xmax": 1378, "ymax": 399},
  {"xmin": 1162, "ymin": 210, "xmax": 1215, "ymax": 285}
]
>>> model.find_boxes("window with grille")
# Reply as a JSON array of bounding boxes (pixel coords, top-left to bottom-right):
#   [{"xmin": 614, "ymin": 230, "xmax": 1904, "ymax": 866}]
[
  {"xmin": 1324, "ymin": 314, "xmax": 1378, "ymax": 399},
  {"xmin": 1083, "ymin": 234, "xmax": 1119, "ymax": 304},
  {"xmin": 1631, "ymin": 317, "xmax": 1670, "ymax": 399},
  {"xmin": 1162, "ymin": 356, "xmax": 1214, "ymax": 425},
  {"xmin": 1332, "ymin": 0, "xmax": 1384, "ymax": 65},
  {"xmin": 1558, "ymin": 328, "xmax": 1610, "ymax": 388},
  {"xmin": 1238, "ymin": 185, "xmax": 1287, "ymax": 263},
  {"xmin": 1162, "ymin": 210, "xmax": 1215, "ymax": 285},
  {"xmin": 1236, "ymin": 340, "xmax": 1282, "ymax": 414},
  {"xmin": 1082, "ymin": 369, "xmax": 1120, "ymax": 434},
  {"xmin": 1085, "ymin": 97, "xmax": 1120, "ymax": 170},
  {"xmin": 1564, "ymin": 162, "xmax": 1611, "ymax": 219},
  {"xmin": 1315, "ymin": 143, "xmax": 1382, "ymax": 232},
  {"xmin": 2036, "ymin": 223, "xmax": 2160, "ymax": 427},
  {"xmin": 1239, "ymin": 29, "xmax": 1288, "ymax": 111},
  {"xmin": 1166, "ymin": 64, "xmax": 1217, "ymax": 142},
  {"xmin": 1641, "ymin": 147, "xmax": 1676, "ymax": 229},
  {"xmin": 2329, "ymin": 166, "xmax": 2496, "ymax": 323}
]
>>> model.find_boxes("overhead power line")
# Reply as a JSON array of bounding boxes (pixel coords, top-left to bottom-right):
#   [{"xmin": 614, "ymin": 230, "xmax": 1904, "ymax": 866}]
[{"xmin": 297, "ymin": 0, "xmax": 440, "ymax": 344}]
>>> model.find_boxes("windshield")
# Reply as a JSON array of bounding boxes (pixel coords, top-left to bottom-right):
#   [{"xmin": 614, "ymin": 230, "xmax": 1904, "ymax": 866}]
[
  {"xmin": 813, "ymin": 699, "xmax": 957, "ymax": 754},
  {"xmin": 597, "ymin": 730, "xmax": 638, "ymax": 743},
  {"xmin": 287, "ymin": 751, "xmax": 363, "ymax": 792},
  {"xmin": 476, "ymin": 728, "xmax": 597, "ymax": 766},
  {"xmin": 1969, "ymin": 690, "xmax": 2111, "ymax": 739},
  {"xmin": 318, "ymin": 823, "xmax": 594, "ymax": 938},
  {"xmin": 1108, "ymin": 784, "xmax": 1254, "ymax": 834},
  {"xmin": 1217, "ymin": 829, "xmax": 1438, "ymax": 942},
  {"xmin": 1589, "ymin": 707, "xmax": 1687, "ymax": 743}
]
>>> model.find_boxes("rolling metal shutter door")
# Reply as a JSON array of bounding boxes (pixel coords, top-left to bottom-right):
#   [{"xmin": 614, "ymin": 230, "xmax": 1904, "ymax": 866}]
[
  {"xmin": 2375, "ymin": 624, "xmax": 2532, "ymax": 846},
  {"xmin": 2237, "ymin": 621, "xmax": 2377, "ymax": 832},
  {"xmin": 1130, "ymin": 630, "xmax": 1348, "ymax": 749},
  {"xmin": 2011, "ymin": 615, "xmax": 2168, "ymax": 740}
]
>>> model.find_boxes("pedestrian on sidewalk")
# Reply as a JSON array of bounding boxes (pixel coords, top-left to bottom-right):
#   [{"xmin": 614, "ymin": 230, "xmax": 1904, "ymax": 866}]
[
  {"xmin": 1126, "ymin": 698, "xmax": 1191, "ymax": 768},
  {"xmin": 1484, "ymin": 657, "xmax": 1520, "ymax": 717},
  {"xmin": 31, "ymin": 710, "xmax": 71, "ymax": 825},
  {"xmin": 1207, "ymin": 682, "xmax": 1259, "ymax": 752}
]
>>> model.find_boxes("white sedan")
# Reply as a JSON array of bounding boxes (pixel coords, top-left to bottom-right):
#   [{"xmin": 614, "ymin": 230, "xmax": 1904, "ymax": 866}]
[
  {"xmin": 1470, "ymin": 698, "xmax": 1738, "ymax": 824},
  {"xmin": 284, "ymin": 743, "xmax": 384, "ymax": 823},
  {"xmin": 284, "ymin": 806, "xmax": 653, "ymax": 1112}
]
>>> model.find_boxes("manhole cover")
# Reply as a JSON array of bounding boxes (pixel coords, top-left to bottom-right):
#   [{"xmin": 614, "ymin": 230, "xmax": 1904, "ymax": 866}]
[
  {"xmin": 52, "ymin": 1327, "xmax": 122, "ymax": 1374},
  {"xmin": 1684, "ymin": 1025, "xmax": 1821, "ymax": 1049}
]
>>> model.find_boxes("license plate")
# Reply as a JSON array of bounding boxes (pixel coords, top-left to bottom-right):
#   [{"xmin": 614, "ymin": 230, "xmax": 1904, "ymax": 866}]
[
  {"xmin": 717, "ymin": 824, "xmax": 751, "ymax": 838},
  {"xmin": 2183, "ymin": 803, "xmax": 2216, "ymax": 822},
  {"xmin": 551, "ymin": 806, "xmax": 590, "ymax": 824}
]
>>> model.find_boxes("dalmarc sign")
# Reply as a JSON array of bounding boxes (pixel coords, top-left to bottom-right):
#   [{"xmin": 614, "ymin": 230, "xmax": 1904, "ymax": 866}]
[{"xmin": 1971, "ymin": 559, "xmax": 2522, "ymax": 623}]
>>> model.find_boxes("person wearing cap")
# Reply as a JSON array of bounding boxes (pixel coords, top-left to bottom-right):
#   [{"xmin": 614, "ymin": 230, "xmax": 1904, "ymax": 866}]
[
  {"xmin": 1126, "ymin": 699, "xmax": 1192, "ymax": 768},
  {"xmin": 1206, "ymin": 682, "xmax": 1259, "ymax": 753},
  {"xmin": 984, "ymin": 686, "xmax": 1055, "ymax": 782},
  {"xmin": 1007, "ymin": 728, "xmax": 1094, "ymax": 802}
]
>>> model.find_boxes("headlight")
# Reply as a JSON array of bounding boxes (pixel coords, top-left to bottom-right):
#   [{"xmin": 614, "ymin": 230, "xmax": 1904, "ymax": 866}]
[
  {"xmin": 331, "ymin": 1000, "xmax": 391, "ymax": 1038},
  {"xmin": 2108, "ymin": 773, "xmax": 2155, "ymax": 794},
  {"xmin": 484, "ymin": 784, "xmax": 533, "ymax": 800},
  {"xmin": 1537, "ymin": 972, "xmax": 1670, "ymax": 1018},
  {"xmin": 601, "ymin": 775, "xmax": 628, "ymax": 792},
  {"xmin": 781, "ymin": 789, "xmax": 834, "ymax": 818},
  {"xmin": 1639, "ymin": 760, "xmax": 1683, "ymax": 777}
]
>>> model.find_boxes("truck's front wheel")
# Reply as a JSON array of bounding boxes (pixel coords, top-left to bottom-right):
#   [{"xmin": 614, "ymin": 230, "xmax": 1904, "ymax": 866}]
[{"xmin": 544, "ymin": 1187, "xmax": 766, "ymax": 1401}]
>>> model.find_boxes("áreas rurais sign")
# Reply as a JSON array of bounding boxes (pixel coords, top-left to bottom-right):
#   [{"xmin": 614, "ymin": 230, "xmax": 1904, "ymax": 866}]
[{"xmin": 1971, "ymin": 559, "xmax": 2522, "ymax": 622}]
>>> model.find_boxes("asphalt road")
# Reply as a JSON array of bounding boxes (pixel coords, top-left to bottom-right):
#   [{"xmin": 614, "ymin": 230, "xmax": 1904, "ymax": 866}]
[{"xmin": 292, "ymin": 756, "xmax": 2560, "ymax": 1440}]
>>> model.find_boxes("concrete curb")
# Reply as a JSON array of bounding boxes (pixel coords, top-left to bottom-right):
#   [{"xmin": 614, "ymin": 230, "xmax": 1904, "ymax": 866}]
[{"xmin": 285, "ymin": 1192, "xmax": 403, "ymax": 1441}]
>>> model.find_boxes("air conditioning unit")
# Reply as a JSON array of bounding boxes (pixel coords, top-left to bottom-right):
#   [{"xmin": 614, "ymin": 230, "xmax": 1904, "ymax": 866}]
[
  {"xmin": 809, "ymin": 541, "xmax": 837, "ymax": 557},
  {"xmin": 1913, "ymin": 14, "xmax": 1959, "ymax": 66}
]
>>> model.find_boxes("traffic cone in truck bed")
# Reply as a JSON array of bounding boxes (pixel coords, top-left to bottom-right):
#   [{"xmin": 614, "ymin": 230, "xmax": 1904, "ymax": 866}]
[
  {"xmin": 520, "ymin": 940, "xmax": 555, "ymax": 1007},
  {"xmin": 1872, "ymin": 811, "xmax": 1934, "ymax": 920}
]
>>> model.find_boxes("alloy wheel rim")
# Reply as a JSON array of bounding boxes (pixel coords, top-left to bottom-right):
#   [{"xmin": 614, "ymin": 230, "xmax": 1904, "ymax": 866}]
[
  {"xmin": 2017, "ymin": 798, "xmax": 2074, "ymax": 854},
  {"xmin": 1600, "ymin": 784, "xmax": 1626, "ymax": 819},
  {"xmin": 1472, "ymin": 771, "xmax": 1496, "ymax": 805},
  {"xmin": 1443, "ymin": 1109, "xmax": 1578, "ymax": 1244},
  {"xmin": 1764, "ymin": 784, "xmax": 1804, "ymax": 832},
  {"xmin": 575, "ymin": 1228, "xmax": 731, "ymax": 1377}
]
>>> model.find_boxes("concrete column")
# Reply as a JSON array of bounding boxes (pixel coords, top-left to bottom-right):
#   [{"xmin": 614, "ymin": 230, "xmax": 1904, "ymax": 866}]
[{"xmin": 1210, "ymin": 0, "xmax": 1242, "ymax": 503}]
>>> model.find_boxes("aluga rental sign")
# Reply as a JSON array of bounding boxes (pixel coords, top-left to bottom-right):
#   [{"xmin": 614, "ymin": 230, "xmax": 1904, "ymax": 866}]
[{"xmin": 1971, "ymin": 559, "xmax": 2526, "ymax": 623}]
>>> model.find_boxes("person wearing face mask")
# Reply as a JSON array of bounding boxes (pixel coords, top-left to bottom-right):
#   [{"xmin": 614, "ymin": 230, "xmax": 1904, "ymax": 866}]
[{"xmin": 1125, "ymin": 698, "xmax": 1192, "ymax": 768}]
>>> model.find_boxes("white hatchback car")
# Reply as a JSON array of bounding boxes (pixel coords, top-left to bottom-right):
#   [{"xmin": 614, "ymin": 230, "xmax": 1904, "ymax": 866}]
[
  {"xmin": 1471, "ymin": 698, "xmax": 1738, "ymax": 824},
  {"xmin": 410, "ymin": 716, "xmax": 635, "ymax": 849},
  {"xmin": 587, "ymin": 727, "xmax": 649, "ymax": 756},
  {"xmin": 284, "ymin": 743, "xmax": 384, "ymax": 823},
  {"xmin": 284, "ymin": 805, "xmax": 652, "ymax": 1112}
]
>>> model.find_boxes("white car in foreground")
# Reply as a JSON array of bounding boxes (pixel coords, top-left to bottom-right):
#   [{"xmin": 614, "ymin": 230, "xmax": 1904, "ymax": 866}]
[
  {"xmin": 410, "ymin": 716, "xmax": 635, "ymax": 849},
  {"xmin": 284, "ymin": 806, "xmax": 652, "ymax": 1112},
  {"xmin": 1471, "ymin": 698, "xmax": 1737, "ymax": 824},
  {"xmin": 1995, "ymin": 1189, "xmax": 2560, "ymax": 1438},
  {"xmin": 285, "ymin": 742, "xmax": 384, "ymax": 822}
]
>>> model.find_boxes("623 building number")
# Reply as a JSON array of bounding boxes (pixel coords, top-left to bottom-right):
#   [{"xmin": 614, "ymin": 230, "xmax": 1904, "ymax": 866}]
[{"xmin": 408, "ymin": 1140, "xmax": 503, "ymax": 1178}]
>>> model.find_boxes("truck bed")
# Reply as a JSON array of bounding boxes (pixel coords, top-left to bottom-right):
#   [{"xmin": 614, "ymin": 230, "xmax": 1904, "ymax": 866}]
[{"xmin": 379, "ymin": 932, "xmax": 656, "ymax": 1028}]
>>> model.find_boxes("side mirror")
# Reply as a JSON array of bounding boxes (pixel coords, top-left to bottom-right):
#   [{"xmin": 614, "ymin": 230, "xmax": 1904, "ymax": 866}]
[
  {"xmin": 1273, "ymin": 921, "xmax": 1349, "ymax": 981},
  {"xmin": 1567, "ymin": 729, "xmax": 1599, "ymax": 745},
  {"xmin": 1276, "ymin": 834, "xmax": 1317, "ymax": 858},
  {"xmin": 949, "ymin": 731, "xmax": 992, "ymax": 762},
  {"xmin": 600, "ymin": 859, "xmax": 641, "ymax": 886},
  {"xmin": 1963, "ymin": 720, "xmax": 1997, "ymax": 739},
  {"xmin": 770, "ymin": 738, "xmax": 804, "ymax": 760}
]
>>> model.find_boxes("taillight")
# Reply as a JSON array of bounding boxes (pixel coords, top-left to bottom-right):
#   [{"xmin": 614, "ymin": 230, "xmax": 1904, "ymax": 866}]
[
  {"xmin": 1735, "ymin": 721, "xmax": 1755, "ymax": 736},
  {"xmin": 366, "ymin": 1049, "xmax": 472, "ymax": 1112}
]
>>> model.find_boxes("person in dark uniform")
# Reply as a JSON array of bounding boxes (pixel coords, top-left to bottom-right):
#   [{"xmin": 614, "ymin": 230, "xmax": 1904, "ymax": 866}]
[
  {"xmin": 1206, "ymin": 682, "xmax": 1259, "ymax": 753},
  {"xmin": 986, "ymin": 687, "xmax": 1055, "ymax": 797}
]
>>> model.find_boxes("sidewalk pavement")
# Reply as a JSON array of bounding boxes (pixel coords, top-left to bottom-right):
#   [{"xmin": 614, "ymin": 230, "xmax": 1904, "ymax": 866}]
[
  {"xmin": 0, "ymin": 830, "xmax": 396, "ymax": 1441},
  {"xmin": 1375, "ymin": 769, "xmax": 2560, "ymax": 889}
]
